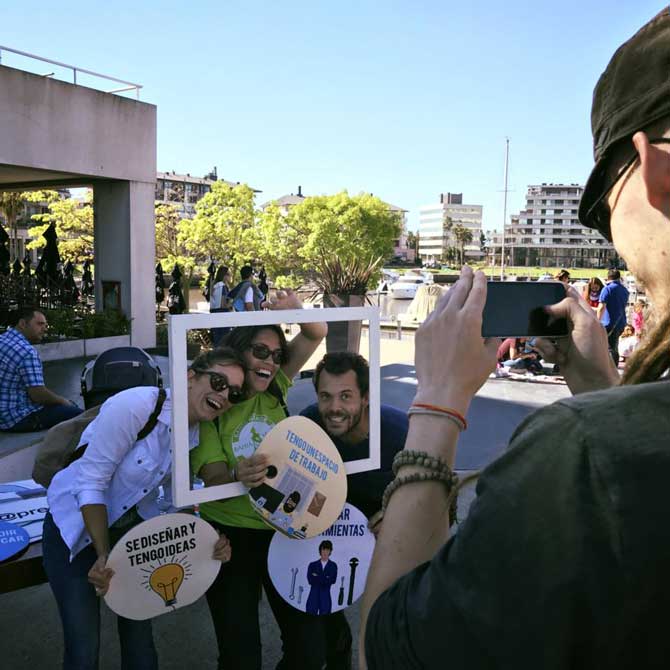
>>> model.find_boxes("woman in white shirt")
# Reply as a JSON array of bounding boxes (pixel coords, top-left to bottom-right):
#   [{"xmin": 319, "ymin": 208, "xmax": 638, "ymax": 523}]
[{"xmin": 42, "ymin": 347, "xmax": 245, "ymax": 670}]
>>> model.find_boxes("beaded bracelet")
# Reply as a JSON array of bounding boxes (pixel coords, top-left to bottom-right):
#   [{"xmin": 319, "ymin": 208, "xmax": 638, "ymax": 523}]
[
  {"xmin": 381, "ymin": 470, "xmax": 459, "ymax": 526},
  {"xmin": 392, "ymin": 449, "xmax": 452, "ymax": 477},
  {"xmin": 407, "ymin": 407, "xmax": 465, "ymax": 431},
  {"xmin": 410, "ymin": 403, "xmax": 468, "ymax": 430}
]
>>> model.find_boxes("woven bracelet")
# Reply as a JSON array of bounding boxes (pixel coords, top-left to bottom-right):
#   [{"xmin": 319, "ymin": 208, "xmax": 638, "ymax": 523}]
[
  {"xmin": 392, "ymin": 449, "xmax": 452, "ymax": 477},
  {"xmin": 382, "ymin": 471, "xmax": 458, "ymax": 525},
  {"xmin": 381, "ymin": 470, "xmax": 459, "ymax": 526},
  {"xmin": 411, "ymin": 403, "xmax": 468, "ymax": 430},
  {"xmin": 407, "ymin": 407, "xmax": 465, "ymax": 431}
]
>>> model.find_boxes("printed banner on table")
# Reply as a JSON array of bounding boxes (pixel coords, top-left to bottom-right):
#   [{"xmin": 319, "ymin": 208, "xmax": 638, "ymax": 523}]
[
  {"xmin": 0, "ymin": 519, "xmax": 31, "ymax": 561},
  {"xmin": 249, "ymin": 416, "xmax": 347, "ymax": 539},
  {"xmin": 0, "ymin": 479, "xmax": 48, "ymax": 543},
  {"xmin": 104, "ymin": 513, "xmax": 221, "ymax": 621},
  {"xmin": 267, "ymin": 503, "xmax": 375, "ymax": 614}
]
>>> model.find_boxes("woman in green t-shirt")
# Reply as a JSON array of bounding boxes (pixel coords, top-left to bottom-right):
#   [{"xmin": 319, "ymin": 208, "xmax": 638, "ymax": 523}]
[{"xmin": 190, "ymin": 289, "xmax": 327, "ymax": 670}]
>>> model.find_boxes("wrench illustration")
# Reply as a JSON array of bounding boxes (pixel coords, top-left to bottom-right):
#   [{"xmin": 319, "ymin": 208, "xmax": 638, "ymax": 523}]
[{"xmin": 289, "ymin": 567, "xmax": 298, "ymax": 600}]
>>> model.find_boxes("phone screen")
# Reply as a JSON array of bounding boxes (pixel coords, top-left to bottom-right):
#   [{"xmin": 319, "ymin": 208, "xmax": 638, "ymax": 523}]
[{"xmin": 481, "ymin": 281, "xmax": 568, "ymax": 338}]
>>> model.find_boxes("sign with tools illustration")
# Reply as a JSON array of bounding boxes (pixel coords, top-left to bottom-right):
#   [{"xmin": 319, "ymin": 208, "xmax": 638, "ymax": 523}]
[
  {"xmin": 104, "ymin": 513, "xmax": 221, "ymax": 621},
  {"xmin": 267, "ymin": 503, "xmax": 375, "ymax": 614},
  {"xmin": 249, "ymin": 416, "xmax": 347, "ymax": 539}
]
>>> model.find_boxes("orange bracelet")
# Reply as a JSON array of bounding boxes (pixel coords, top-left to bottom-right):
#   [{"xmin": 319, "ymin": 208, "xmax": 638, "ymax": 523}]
[{"xmin": 410, "ymin": 403, "xmax": 468, "ymax": 430}]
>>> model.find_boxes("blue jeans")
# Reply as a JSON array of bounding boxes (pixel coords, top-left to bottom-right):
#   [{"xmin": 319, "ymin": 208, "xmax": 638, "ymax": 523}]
[
  {"xmin": 42, "ymin": 513, "xmax": 158, "ymax": 670},
  {"xmin": 8, "ymin": 403, "xmax": 83, "ymax": 432}
]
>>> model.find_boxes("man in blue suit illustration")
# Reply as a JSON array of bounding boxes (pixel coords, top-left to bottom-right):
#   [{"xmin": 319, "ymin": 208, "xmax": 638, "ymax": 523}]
[{"xmin": 306, "ymin": 540, "xmax": 338, "ymax": 615}]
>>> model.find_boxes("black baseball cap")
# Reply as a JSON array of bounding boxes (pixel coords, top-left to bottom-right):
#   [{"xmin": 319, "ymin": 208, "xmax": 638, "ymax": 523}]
[{"xmin": 579, "ymin": 8, "xmax": 670, "ymax": 240}]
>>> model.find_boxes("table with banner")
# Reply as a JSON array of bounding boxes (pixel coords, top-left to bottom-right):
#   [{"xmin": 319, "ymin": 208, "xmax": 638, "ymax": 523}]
[{"xmin": 0, "ymin": 479, "xmax": 49, "ymax": 593}]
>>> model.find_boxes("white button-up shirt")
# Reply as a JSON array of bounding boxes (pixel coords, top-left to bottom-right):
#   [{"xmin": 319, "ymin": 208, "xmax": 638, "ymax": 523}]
[{"xmin": 47, "ymin": 386, "xmax": 199, "ymax": 560}]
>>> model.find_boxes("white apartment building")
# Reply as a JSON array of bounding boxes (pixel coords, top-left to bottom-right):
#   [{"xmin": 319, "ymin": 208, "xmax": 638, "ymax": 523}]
[
  {"xmin": 488, "ymin": 183, "xmax": 617, "ymax": 268},
  {"xmin": 418, "ymin": 193, "xmax": 483, "ymax": 263}
]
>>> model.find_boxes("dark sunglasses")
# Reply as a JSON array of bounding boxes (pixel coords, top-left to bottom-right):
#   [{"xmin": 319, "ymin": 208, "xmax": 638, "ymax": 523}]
[
  {"xmin": 249, "ymin": 343, "xmax": 286, "ymax": 365},
  {"xmin": 584, "ymin": 137, "xmax": 670, "ymax": 240},
  {"xmin": 196, "ymin": 370, "xmax": 244, "ymax": 404}
]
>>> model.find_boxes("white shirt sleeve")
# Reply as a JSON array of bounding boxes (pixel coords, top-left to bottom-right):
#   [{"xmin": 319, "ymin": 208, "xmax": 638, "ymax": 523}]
[
  {"xmin": 244, "ymin": 286, "xmax": 254, "ymax": 304},
  {"xmin": 72, "ymin": 389, "xmax": 156, "ymax": 507}
]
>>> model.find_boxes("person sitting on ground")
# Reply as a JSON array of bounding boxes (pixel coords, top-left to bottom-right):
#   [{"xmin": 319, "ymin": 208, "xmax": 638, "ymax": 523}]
[
  {"xmin": 43, "ymin": 347, "xmax": 244, "ymax": 670},
  {"xmin": 361, "ymin": 10, "xmax": 670, "ymax": 668},
  {"xmin": 0, "ymin": 307, "xmax": 83, "ymax": 432},
  {"xmin": 299, "ymin": 351, "xmax": 409, "ymax": 670},
  {"xmin": 597, "ymin": 268, "xmax": 630, "ymax": 365},
  {"xmin": 554, "ymin": 268, "xmax": 571, "ymax": 284},
  {"xmin": 496, "ymin": 337, "xmax": 542, "ymax": 374}
]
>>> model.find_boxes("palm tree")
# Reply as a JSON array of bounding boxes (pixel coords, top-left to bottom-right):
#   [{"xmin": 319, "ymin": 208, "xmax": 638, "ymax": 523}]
[
  {"xmin": 0, "ymin": 192, "xmax": 26, "ymax": 262},
  {"xmin": 453, "ymin": 224, "xmax": 473, "ymax": 266}
]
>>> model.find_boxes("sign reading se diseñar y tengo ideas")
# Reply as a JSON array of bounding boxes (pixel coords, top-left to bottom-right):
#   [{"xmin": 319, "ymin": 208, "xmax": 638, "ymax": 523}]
[{"xmin": 104, "ymin": 513, "xmax": 221, "ymax": 621}]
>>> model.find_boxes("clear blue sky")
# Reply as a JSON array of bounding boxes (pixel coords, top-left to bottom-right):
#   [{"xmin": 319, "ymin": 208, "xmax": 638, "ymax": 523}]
[{"xmin": 2, "ymin": 1, "xmax": 664, "ymax": 232}]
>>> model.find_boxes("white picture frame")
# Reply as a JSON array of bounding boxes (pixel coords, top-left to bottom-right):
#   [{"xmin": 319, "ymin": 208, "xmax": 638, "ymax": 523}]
[{"xmin": 169, "ymin": 306, "xmax": 381, "ymax": 508}]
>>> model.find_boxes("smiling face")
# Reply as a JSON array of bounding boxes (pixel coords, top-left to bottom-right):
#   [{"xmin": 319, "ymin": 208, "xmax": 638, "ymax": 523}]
[
  {"xmin": 243, "ymin": 328, "xmax": 283, "ymax": 395},
  {"xmin": 187, "ymin": 362, "xmax": 245, "ymax": 424},
  {"xmin": 317, "ymin": 369, "xmax": 369, "ymax": 442}
]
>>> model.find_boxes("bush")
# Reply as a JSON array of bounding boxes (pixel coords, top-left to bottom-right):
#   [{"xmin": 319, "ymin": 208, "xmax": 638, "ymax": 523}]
[{"xmin": 44, "ymin": 308, "xmax": 130, "ymax": 341}]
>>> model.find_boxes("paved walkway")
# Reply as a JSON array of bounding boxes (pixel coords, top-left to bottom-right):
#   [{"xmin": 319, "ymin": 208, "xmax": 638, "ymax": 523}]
[{"xmin": 0, "ymin": 339, "xmax": 570, "ymax": 669}]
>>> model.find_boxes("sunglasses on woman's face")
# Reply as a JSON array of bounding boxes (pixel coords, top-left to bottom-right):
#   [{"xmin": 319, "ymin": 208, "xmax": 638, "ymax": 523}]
[
  {"xmin": 249, "ymin": 343, "xmax": 286, "ymax": 364},
  {"xmin": 197, "ymin": 370, "xmax": 244, "ymax": 404}
]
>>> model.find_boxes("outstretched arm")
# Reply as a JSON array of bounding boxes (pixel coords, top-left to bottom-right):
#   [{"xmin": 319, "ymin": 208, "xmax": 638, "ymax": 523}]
[
  {"xmin": 265, "ymin": 289, "xmax": 327, "ymax": 379},
  {"xmin": 360, "ymin": 268, "xmax": 498, "ymax": 669}
]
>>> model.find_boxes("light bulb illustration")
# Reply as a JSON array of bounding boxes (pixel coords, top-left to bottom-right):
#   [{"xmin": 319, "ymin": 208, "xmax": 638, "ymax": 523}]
[{"xmin": 149, "ymin": 563, "xmax": 185, "ymax": 607}]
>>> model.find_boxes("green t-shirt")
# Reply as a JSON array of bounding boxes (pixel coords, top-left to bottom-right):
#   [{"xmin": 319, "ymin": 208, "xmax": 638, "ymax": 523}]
[{"xmin": 190, "ymin": 369, "xmax": 292, "ymax": 529}]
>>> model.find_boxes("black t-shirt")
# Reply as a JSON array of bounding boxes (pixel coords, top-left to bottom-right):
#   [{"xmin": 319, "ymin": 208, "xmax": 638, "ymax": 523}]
[
  {"xmin": 300, "ymin": 403, "xmax": 408, "ymax": 518},
  {"xmin": 365, "ymin": 380, "xmax": 670, "ymax": 669}
]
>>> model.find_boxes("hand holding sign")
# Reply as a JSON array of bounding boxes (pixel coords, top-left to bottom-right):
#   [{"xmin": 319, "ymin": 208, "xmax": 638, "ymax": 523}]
[
  {"xmin": 104, "ymin": 513, "xmax": 222, "ymax": 620},
  {"xmin": 88, "ymin": 555, "xmax": 115, "ymax": 596},
  {"xmin": 249, "ymin": 416, "xmax": 347, "ymax": 539},
  {"xmin": 237, "ymin": 453, "xmax": 270, "ymax": 488}
]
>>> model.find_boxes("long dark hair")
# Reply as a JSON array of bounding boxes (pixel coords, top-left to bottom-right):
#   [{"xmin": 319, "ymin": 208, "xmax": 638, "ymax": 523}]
[{"xmin": 222, "ymin": 325, "xmax": 289, "ymax": 407}]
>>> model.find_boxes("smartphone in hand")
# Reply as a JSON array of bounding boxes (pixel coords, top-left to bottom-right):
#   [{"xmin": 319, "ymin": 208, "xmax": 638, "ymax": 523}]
[{"xmin": 482, "ymin": 281, "xmax": 568, "ymax": 338}]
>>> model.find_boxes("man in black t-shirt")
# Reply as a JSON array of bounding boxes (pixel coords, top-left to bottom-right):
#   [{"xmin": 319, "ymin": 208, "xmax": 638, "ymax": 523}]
[{"xmin": 300, "ymin": 352, "xmax": 408, "ymax": 670}]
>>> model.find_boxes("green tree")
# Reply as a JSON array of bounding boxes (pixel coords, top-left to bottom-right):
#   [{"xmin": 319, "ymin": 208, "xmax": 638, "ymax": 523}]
[
  {"xmin": 26, "ymin": 190, "xmax": 94, "ymax": 264},
  {"xmin": 255, "ymin": 202, "xmax": 309, "ymax": 287},
  {"xmin": 180, "ymin": 182, "xmax": 259, "ymax": 280},
  {"xmin": 284, "ymin": 191, "xmax": 400, "ymax": 287},
  {"xmin": 0, "ymin": 192, "xmax": 27, "ymax": 262},
  {"xmin": 453, "ymin": 224, "xmax": 474, "ymax": 266}
]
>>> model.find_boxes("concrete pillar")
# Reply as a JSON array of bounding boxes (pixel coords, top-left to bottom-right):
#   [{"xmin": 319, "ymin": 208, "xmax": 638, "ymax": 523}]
[{"xmin": 93, "ymin": 180, "xmax": 156, "ymax": 349}]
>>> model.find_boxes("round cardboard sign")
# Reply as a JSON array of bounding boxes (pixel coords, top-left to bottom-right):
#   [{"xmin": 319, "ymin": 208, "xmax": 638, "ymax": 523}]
[
  {"xmin": 249, "ymin": 416, "xmax": 347, "ymax": 539},
  {"xmin": 0, "ymin": 520, "xmax": 30, "ymax": 561},
  {"xmin": 104, "ymin": 513, "xmax": 221, "ymax": 621},
  {"xmin": 267, "ymin": 503, "xmax": 375, "ymax": 615}
]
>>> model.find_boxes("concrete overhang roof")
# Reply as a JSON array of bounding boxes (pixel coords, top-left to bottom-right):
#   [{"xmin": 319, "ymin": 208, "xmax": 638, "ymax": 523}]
[{"xmin": 0, "ymin": 163, "xmax": 119, "ymax": 191}]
